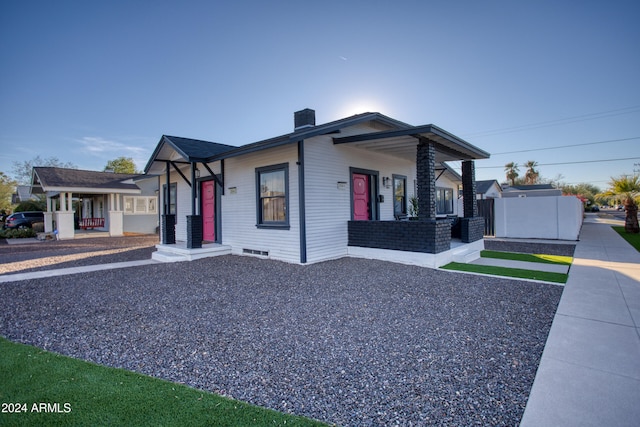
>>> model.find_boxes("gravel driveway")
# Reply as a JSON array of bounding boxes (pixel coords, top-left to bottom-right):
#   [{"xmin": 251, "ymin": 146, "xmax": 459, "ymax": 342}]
[{"xmin": 0, "ymin": 242, "xmax": 563, "ymax": 426}]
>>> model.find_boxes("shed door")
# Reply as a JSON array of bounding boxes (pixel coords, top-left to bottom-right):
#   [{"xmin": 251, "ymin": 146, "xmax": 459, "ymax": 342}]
[
  {"xmin": 352, "ymin": 173, "xmax": 371, "ymax": 220},
  {"xmin": 202, "ymin": 180, "xmax": 215, "ymax": 242}
]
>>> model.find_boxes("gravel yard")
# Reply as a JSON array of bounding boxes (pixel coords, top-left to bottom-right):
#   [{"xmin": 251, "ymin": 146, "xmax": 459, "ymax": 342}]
[
  {"xmin": 0, "ymin": 240, "xmax": 563, "ymax": 426},
  {"xmin": 0, "ymin": 235, "xmax": 158, "ymax": 275}
]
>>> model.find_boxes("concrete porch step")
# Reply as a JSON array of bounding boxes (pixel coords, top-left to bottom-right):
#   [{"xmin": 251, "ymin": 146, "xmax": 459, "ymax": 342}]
[
  {"xmin": 152, "ymin": 251, "xmax": 187, "ymax": 263},
  {"xmin": 451, "ymin": 248, "xmax": 481, "ymax": 263},
  {"xmin": 152, "ymin": 243, "xmax": 232, "ymax": 262},
  {"xmin": 471, "ymin": 257, "xmax": 570, "ymax": 274}
]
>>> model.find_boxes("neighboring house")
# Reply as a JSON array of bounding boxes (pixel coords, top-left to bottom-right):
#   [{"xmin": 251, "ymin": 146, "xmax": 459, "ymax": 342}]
[
  {"xmin": 30, "ymin": 167, "xmax": 158, "ymax": 239},
  {"xmin": 475, "ymin": 180, "xmax": 502, "ymax": 199},
  {"xmin": 12, "ymin": 185, "xmax": 39, "ymax": 204},
  {"xmin": 501, "ymin": 184, "xmax": 561, "ymax": 198},
  {"xmin": 145, "ymin": 109, "xmax": 490, "ymax": 267}
]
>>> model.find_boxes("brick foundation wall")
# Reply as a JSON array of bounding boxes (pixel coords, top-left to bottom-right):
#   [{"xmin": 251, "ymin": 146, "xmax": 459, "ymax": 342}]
[
  {"xmin": 348, "ymin": 220, "xmax": 451, "ymax": 254},
  {"xmin": 460, "ymin": 217, "xmax": 484, "ymax": 243}
]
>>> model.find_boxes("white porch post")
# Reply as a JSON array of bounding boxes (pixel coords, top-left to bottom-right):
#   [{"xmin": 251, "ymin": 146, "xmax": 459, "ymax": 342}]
[
  {"xmin": 43, "ymin": 196, "xmax": 53, "ymax": 233},
  {"xmin": 109, "ymin": 193, "xmax": 124, "ymax": 237},
  {"xmin": 55, "ymin": 192, "xmax": 75, "ymax": 240}
]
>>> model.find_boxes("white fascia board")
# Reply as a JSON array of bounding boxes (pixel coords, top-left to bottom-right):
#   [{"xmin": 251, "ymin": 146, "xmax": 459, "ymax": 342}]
[{"xmin": 43, "ymin": 186, "xmax": 142, "ymax": 194}]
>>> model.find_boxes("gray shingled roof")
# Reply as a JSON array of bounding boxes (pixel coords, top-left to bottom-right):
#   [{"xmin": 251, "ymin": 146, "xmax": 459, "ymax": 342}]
[
  {"xmin": 507, "ymin": 184, "xmax": 556, "ymax": 191},
  {"xmin": 163, "ymin": 136, "xmax": 237, "ymax": 160},
  {"xmin": 476, "ymin": 180, "xmax": 501, "ymax": 194},
  {"xmin": 33, "ymin": 167, "xmax": 141, "ymax": 192}
]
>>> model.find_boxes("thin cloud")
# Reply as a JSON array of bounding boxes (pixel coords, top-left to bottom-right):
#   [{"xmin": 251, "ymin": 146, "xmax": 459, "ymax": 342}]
[{"xmin": 76, "ymin": 136, "xmax": 152, "ymax": 171}]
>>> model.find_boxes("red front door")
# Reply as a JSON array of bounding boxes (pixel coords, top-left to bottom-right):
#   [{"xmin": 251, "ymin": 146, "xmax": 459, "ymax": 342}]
[
  {"xmin": 202, "ymin": 180, "xmax": 215, "ymax": 242},
  {"xmin": 352, "ymin": 173, "xmax": 371, "ymax": 220}
]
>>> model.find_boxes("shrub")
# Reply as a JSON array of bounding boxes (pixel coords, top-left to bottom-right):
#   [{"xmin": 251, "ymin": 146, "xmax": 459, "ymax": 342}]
[{"xmin": 0, "ymin": 228, "xmax": 37, "ymax": 239}]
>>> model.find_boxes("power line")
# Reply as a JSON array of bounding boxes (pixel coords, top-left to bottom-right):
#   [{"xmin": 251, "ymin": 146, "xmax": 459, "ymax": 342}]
[
  {"xmin": 476, "ymin": 156, "xmax": 640, "ymax": 169},
  {"xmin": 491, "ymin": 137, "xmax": 640, "ymax": 155},
  {"xmin": 463, "ymin": 105, "xmax": 640, "ymax": 139}
]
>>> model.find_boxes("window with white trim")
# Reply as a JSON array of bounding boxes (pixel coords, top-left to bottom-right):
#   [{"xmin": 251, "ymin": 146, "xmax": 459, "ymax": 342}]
[{"xmin": 124, "ymin": 196, "xmax": 158, "ymax": 215}]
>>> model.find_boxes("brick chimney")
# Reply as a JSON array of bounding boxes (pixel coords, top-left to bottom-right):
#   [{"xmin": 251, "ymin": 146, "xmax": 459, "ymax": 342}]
[{"xmin": 294, "ymin": 108, "xmax": 315, "ymax": 130}]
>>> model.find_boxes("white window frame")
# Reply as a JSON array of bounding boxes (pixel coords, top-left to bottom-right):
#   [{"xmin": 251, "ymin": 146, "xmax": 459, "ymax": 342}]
[{"xmin": 124, "ymin": 196, "xmax": 158, "ymax": 215}]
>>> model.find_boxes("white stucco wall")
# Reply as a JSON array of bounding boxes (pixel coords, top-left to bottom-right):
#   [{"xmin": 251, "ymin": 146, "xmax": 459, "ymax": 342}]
[{"xmin": 494, "ymin": 195, "xmax": 583, "ymax": 240}]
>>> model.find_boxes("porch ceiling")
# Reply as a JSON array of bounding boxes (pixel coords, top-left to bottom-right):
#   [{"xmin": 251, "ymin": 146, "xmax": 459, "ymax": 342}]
[{"xmin": 332, "ymin": 124, "xmax": 490, "ymax": 163}]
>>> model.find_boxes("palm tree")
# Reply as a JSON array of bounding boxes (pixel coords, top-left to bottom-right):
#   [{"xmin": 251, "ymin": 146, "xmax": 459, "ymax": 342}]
[
  {"xmin": 603, "ymin": 174, "xmax": 640, "ymax": 233},
  {"xmin": 504, "ymin": 162, "xmax": 519, "ymax": 186},
  {"xmin": 524, "ymin": 160, "xmax": 540, "ymax": 185}
]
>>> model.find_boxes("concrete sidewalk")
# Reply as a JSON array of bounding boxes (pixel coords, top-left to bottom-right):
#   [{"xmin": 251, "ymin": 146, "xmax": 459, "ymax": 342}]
[{"xmin": 520, "ymin": 219, "xmax": 640, "ymax": 426}]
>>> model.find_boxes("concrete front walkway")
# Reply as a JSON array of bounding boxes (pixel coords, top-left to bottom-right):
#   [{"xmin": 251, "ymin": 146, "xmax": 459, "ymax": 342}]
[{"xmin": 520, "ymin": 218, "xmax": 640, "ymax": 426}]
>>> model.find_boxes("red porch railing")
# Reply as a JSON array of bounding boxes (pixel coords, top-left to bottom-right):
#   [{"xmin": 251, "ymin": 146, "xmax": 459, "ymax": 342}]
[{"xmin": 79, "ymin": 217, "xmax": 105, "ymax": 230}]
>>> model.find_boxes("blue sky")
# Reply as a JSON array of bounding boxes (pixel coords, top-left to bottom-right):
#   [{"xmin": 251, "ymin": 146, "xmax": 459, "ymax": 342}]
[{"xmin": 1, "ymin": 0, "xmax": 639, "ymax": 189}]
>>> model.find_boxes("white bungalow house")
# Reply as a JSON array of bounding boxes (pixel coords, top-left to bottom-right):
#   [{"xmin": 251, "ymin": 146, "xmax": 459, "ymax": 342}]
[
  {"xmin": 145, "ymin": 109, "xmax": 490, "ymax": 267},
  {"xmin": 31, "ymin": 167, "xmax": 159, "ymax": 239}
]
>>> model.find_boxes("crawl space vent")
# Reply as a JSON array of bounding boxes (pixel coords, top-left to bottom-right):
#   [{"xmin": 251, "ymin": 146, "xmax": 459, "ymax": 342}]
[{"xmin": 243, "ymin": 248, "xmax": 269, "ymax": 256}]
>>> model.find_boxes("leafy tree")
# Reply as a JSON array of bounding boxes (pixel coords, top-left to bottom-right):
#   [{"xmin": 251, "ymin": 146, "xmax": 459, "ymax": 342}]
[
  {"xmin": 561, "ymin": 182, "xmax": 601, "ymax": 208},
  {"xmin": 104, "ymin": 157, "xmax": 139, "ymax": 174},
  {"xmin": 524, "ymin": 160, "xmax": 540, "ymax": 185},
  {"xmin": 602, "ymin": 174, "xmax": 640, "ymax": 233},
  {"xmin": 14, "ymin": 198, "xmax": 46, "ymax": 212},
  {"xmin": 0, "ymin": 171, "xmax": 16, "ymax": 213},
  {"xmin": 504, "ymin": 162, "xmax": 519, "ymax": 186},
  {"xmin": 11, "ymin": 156, "xmax": 77, "ymax": 185}
]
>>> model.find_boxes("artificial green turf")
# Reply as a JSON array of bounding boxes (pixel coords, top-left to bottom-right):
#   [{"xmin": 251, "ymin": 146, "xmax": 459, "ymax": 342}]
[
  {"xmin": 441, "ymin": 262, "xmax": 568, "ymax": 284},
  {"xmin": 612, "ymin": 226, "xmax": 640, "ymax": 252},
  {"xmin": 0, "ymin": 337, "xmax": 328, "ymax": 427},
  {"xmin": 481, "ymin": 250, "xmax": 573, "ymax": 265}
]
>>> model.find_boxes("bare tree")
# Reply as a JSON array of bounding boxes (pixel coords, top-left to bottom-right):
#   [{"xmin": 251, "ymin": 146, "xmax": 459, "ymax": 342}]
[{"xmin": 11, "ymin": 156, "xmax": 77, "ymax": 185}]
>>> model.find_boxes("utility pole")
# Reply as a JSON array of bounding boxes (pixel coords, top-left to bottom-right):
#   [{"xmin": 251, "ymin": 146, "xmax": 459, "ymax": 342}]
[{"xmin": 634, "ymin": 163, "xmax": 640, "ymax": 174}]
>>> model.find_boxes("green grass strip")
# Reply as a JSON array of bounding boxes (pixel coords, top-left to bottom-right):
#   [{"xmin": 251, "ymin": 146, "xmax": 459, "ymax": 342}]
[
  {"xmin": 0, "ymin": 337, "xmax": 327, "ymax": 427},
  {"xmin": 481, "ymin": 250, "xmax": 573, "ymax": 265},
  {"xmin": 612, "ymin": 226, "xmax": 640, "ymax": 252},
  {"xmin": 441, "ymin": 262, "xmax": 568, "ymax": 284}
]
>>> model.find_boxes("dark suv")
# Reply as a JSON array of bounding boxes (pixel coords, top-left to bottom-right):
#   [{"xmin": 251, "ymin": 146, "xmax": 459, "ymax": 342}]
[{"xmin": 3, "ymin": 211, "xmax": 45, "ymax": 229}]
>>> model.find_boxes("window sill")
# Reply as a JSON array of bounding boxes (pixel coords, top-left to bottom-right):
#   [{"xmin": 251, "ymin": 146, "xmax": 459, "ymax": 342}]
[{"xmin": 256, "ymin": 224, "xmax": 290, "ymax": 230}]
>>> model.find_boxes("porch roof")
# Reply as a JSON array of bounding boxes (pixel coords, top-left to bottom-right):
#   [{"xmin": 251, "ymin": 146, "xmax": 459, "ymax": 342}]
[
  {"xmin": 145, "ymin": 113, "xmax": 409, "ymax": 174},
  {"xmin": 332, "ymin": 124, "xmax": 490, "ymax": 163},
  {"xmin": 144, "ymin": 135, "xmax": 237, "ymax": 175},
  {"xmin": 31, "ymin": 167, "xmax": 142, "ymax": 195}
]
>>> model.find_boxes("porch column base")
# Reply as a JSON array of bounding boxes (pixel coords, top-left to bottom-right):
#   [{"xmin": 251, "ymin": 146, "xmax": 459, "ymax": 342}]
[
  {"xmin": 187, "ymin": 215, "xmax": 202, "ymax": 249},
  {"xmin": 54, "ymin": 211, "xmax": 75, "ymax": 240},
  {"xmin": 162, "ymin": 214, "xmax": 176, "ymax": 244},
  {"xmin": 460, "ymin": 217, "xmax": 484, "ymax": 243},
  {"xmin": 109, "ymin": 211, "xmax": 124, "ymax": 236},
  {"xmin": 43, "ymin": 212, "xmax": 53, "ymax": 233}
]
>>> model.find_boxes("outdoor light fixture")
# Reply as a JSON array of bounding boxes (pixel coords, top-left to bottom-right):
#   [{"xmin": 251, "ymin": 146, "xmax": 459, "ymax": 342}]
[{"xmin": 382, "ymin": 177, "xmax": 391, "ymax": 188}]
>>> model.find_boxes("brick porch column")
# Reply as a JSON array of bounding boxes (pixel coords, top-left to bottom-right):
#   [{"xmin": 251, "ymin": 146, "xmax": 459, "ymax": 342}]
[
  {"xmin": 416, "ymin": 138, "xmax": 436, "ymax": 220},
  {"xmin": 461, "ymin": 160, "xmax": 484, "ymax": 242},
  {"xmin": 462, "ymin": 160, "xmax": 478, "ymax": 217}
]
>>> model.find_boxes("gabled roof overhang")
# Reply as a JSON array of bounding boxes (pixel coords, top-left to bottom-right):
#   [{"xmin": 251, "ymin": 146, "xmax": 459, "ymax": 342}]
[
  {"xmin": 31, "ymin": 167, "xmax": 142, "ymax": 195},
  {"xmin": 144, "ymin": 135, "xmax": 237, "ymax": 174},
  {"xmin": 332, "ymin": 124, "xmax": 490, "ymax": 163}
]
